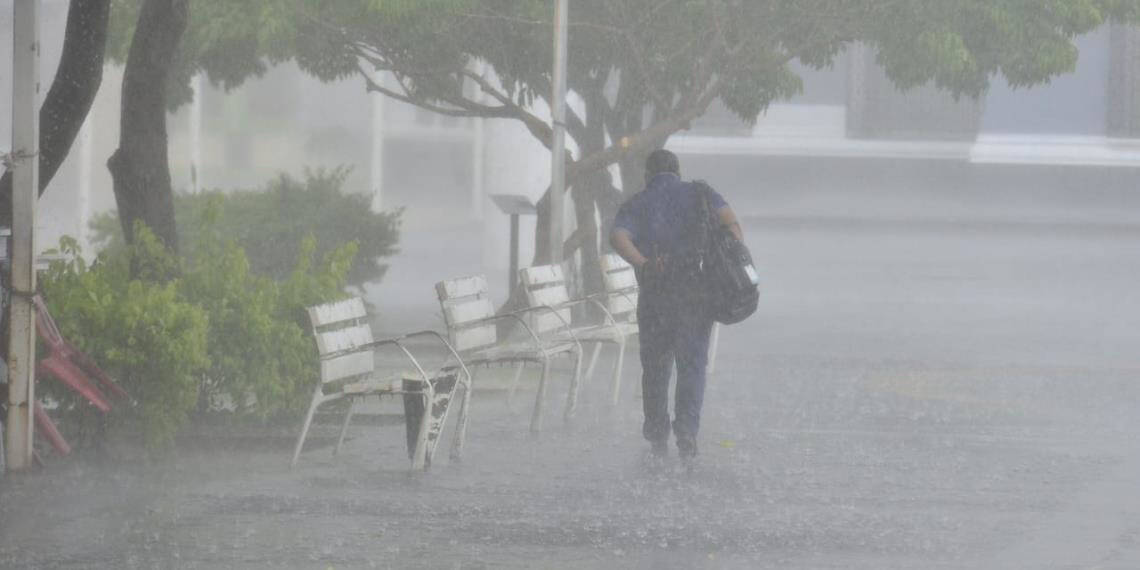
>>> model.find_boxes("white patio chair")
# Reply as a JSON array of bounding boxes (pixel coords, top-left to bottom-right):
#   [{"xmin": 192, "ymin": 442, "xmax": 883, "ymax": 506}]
[
  {"xmin": 290, "ymin": 297, "xmax": 473, "ymax": 471},
  {"xmin": 436, "ymin": 275, "xmax": 583, "ymax": 433},
  {"xmin": 520, "ymin": 263, "xmax": 638, "ymax": 405}
]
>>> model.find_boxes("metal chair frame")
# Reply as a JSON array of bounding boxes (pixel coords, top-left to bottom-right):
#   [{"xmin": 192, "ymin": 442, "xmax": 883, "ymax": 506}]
[
  {"xmin": 436, "ymin": 275, "xmax": 583, "ymax": 433},
  {"xmin": 519, "ymin": 264, "xmax": 638, "ymax": 405},
  {"xmin": 291, "ymin": 298, "xmax": 472, "ymax": 471}
]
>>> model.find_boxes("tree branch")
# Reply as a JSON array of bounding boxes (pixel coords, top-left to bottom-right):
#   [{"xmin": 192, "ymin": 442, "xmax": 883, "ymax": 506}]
[
  {"xmin": 572, "ymin": 75, "xmax": 722, "ymax": 182},
  {"xmin": 461, "ymin": 68, "xmax": 556, "ymax": 147}
]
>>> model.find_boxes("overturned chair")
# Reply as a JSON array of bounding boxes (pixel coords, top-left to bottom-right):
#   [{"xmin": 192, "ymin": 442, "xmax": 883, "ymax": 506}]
[
  {"xmin": 290, "ymin": 298, "xmax": 472, "ymax": 471},
  {"xmin": 32, "ymin": 294, "xmax": 131, "ymax": 458}
]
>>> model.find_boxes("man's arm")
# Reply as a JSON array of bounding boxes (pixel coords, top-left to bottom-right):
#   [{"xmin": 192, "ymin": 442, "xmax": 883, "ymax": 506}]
[
  {"xmin": 718, "ymin": 206, "xmax": 743, "ymax": 241},
  {"xmin": 610, "ymin": 228, "xmax": 648, "ymax": 269}
]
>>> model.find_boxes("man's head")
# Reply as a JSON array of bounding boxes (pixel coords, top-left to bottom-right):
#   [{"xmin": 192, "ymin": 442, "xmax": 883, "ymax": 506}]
[{"xmin": 645, "ymin": 149, "xmax": 680, "ymax": 183}]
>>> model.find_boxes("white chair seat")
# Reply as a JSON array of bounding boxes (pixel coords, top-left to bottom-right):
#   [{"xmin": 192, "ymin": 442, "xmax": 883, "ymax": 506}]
[
  {"xmin": 341, "ymin": 374, "xmax": 423, "ymax": 396},
  {"xmin": 553, "ymin": 321, "xmax": 637, "ymax": 344},
  {"xmin": 468, "ymin": 339, "xmax": 578, "ymax": 363}
]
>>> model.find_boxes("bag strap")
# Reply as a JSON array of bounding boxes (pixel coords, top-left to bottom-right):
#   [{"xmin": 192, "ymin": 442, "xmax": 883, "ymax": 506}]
[{"xmin": 692, "ymin": 180, "xmax": 715, "ymax": 266}]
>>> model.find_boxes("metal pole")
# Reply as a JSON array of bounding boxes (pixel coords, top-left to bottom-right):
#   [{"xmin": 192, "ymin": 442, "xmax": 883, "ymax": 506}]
[
  {"xmin": 548, "ymin": 0, "xmax": 568, "ymax": 264},
  {"xmin": 509, "ymin": 213, "xmax": 520, "ymax": 296},
  {"xmin": 472, "ymin": 115, "xmax": 485, "ymax": 220},
  {"xmin": 189, "ymin": 73, "xmax": 202, "ymax": 193},
  {"xmin": 369, "ymin": 72, "xmax": 385, "ymax": 213},
  {"xmin": 7, "ymin": 0, "xmax": 41, "ymax": 472},
  {"xmin": 471, "ymin": 63, "xmax": 487, "ymax": 221}
]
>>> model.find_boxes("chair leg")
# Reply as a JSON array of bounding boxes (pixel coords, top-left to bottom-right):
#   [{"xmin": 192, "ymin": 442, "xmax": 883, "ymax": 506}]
[
  {"xmin": 33, "ymin": 402, "xmax": 71, "ymax": 456},
  {"xmin": 333, "ymin": 397, "xmax": 357, "ymax": 458},
  {"xmin": 449, "ymin": 370, "xmax": 474, "ymax": 463},
  {"xmin": 610, "ymin": 340, "xmax": 626, "ymax": 406},
  {"xmin": 583, "ymin": 343, "xmax": 603, "ymax": 383},
  {"xmin": 411, "ymin": 384, "xmax": 433, "ymax": 471},
  {"xmin": 530, "ymin": 359, "xmax": 551, "ymax": 433},
  {"xmin": 563, "ymin": 348, "xmax": 584, "ymax": 423},
  {"xmin": 290, "ymin": 385, "xmax": 324, "ymax": 468},
  {"xmin": 507, "ymin": 362, "xmax": 525, "ymax": 411}
]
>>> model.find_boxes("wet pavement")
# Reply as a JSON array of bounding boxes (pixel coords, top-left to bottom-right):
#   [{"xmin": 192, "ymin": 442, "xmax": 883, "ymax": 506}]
[{"xmin": 2, "ymin": 217, "xmax": 1139, "ymax": 569}]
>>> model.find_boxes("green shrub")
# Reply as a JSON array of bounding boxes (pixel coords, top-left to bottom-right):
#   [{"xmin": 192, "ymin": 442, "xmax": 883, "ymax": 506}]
[
  {"xmin": 41, "ymin": 195, "xmax": 361, "ymax": 451},
  {"xmin": 179, "ymin": 197, "xmax": 356, "ymax": 418},
  {"xmin": 89, "ymin": 167, "xmax": 400, "ymax": 288},
  {"xmin": 40, "ymin": 228, "xmax": 210, "ymax": 452}
]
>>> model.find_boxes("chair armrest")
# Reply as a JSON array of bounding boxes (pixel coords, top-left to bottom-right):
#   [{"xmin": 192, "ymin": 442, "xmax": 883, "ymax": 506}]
[
  {"xmin": 587, "ymin": 290, "xmax": 639, "ymax": 323},
  {"xmin": 322, "ymin": 338, "xmax": 435, "ymax": 396},
  {"xmin": 511, "ymin": 305, "xmax": 583, "ymax": 352},
  {"xmin": 573, "ymin": 295, "xmax": 620, "ymax": 326},
  {"xmin": 397, "ymin": 330, "xmax": 473, "ymax": 391}
]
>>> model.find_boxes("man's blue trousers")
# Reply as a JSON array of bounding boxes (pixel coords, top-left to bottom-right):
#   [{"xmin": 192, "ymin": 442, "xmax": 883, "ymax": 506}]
[{"xmin": 637, "ymin": 287, "xmax": 714, "ymax": 448}]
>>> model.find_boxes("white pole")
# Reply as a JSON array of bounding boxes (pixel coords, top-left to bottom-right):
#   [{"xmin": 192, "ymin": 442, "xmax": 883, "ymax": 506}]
[
  {"xmin": 369, "ymin": 74, "xmax": 385, "ymax": 213},
  {"xmin": 471, "ymin": 115, "xmax": 485, "ymax": 220},
  {"xmin": 7, "ymin": 0, "xmax": 41, "ymax": 472},
  {"xmin": 189, "ymin": 73, "xmax": 202, "ymax": 193},
  {"xmin": 470, "ymin": 62, "xmax": 487, "ymax": 221},
  {"xmin": 548, "ymin": 0, "xmax": 568, "ymax": 264}
]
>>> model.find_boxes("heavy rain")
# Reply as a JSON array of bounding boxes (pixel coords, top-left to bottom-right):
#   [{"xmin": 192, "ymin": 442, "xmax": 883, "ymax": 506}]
[{"xmin": 1, "ymin": 1, "xmax": 1139, "ymax": 568}]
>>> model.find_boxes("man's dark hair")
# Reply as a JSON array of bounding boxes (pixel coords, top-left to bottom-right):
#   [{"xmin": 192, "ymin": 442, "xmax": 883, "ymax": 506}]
[{"xmin": 645, "ymin": 149, "xmax": 680, "ymax": 180}]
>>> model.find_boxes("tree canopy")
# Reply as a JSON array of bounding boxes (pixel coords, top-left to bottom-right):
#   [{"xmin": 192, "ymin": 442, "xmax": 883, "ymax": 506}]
[
  {"xmin": 284, "ymin": 1, "xmax": 1140, "ymax": 168},
  {"xmin": 268, "ymin": 0, "xmax": 1140, "ymax": 290},
  {"xmin": 101, "ymin": 0, "xmax": 1140, "ymax": 287}
]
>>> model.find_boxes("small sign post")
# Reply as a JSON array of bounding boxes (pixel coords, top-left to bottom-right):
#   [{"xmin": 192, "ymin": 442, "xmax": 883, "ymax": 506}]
[{"xmin": 489, "ymin": 194, "xmax": 537, "ymax": 297}]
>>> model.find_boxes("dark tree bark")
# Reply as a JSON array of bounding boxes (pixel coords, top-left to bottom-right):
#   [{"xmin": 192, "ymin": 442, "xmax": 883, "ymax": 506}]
[
  {"xmin": 0, "ymin": 0, "xmax": 111, "ymax": 227},
  {"xmin": 568, "ymin": 81, "xmax": 615, "ymax": 298},
  {"xmin": 107, "ymin": 0, "xmax": 188, "ymax": 252},
  {"xmin": 570, "ymin": 170, "xmax": 607, "ymax": 296}
]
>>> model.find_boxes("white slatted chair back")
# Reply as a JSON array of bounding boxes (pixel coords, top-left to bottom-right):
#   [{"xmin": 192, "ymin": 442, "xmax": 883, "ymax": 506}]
[
  {"xmin": 600, "ymin": 254, "xmax": 638, "ymax": 319},
  {"xmin": 307, "ymin": 297, "xmax": 375, "ymax": 385},
  {"xmin": 436, "ymin": 275, "xmax": 499, "ymax": 353},
  {"xmin": 519, "ymin": 264, "xmax": 573, "ymax": 334}
]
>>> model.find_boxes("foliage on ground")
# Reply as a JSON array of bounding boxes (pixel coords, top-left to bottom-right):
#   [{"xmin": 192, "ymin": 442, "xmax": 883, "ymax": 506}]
[
  {"xmin": 40, "ymin": 227, "xmax": 209, "ymax": 452},
  {"xmin": 41, "ymin": 204, "xmax": 358, "ymax": 452}
]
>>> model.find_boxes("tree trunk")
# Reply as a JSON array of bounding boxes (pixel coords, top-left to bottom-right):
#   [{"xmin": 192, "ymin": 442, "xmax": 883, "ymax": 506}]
[
  {"xmin": 617, "ymin": 152, "xmax": 646, "ymax": 201},
  {"xmin": 0, "ymin": 0, "xmax": 111, "ymax": 227},
  {"xmin": 107, "ymin": 0, "xmax": 188, "ymax": 252},
  {"xmin": 570, "ymin": 172, "xmax": 603, "ymax": 296}
]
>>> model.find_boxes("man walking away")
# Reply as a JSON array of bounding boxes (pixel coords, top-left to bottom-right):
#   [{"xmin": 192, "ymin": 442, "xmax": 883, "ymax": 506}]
[{"xmin": 610, "ymin": 149, "xmax": 742, "ymax": 464}]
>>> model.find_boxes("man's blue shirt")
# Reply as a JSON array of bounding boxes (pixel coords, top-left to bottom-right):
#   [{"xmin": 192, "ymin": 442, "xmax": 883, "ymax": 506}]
[{"xmin": 613, "ymin": 172, "xmax": 727, "ymax": 261}]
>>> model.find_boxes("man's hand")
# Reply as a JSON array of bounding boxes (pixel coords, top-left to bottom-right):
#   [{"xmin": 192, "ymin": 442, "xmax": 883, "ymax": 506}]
[
  {"xmin": 717, "ymin": 206, "xmax": 744, "ymax": 241},
  {"xmin": 635, "ymin": 256, "xmax": 666, "ymax": 283},
  {"xmin": 611, "ymin": 228, "xmax": 648, "ymax": 269}
]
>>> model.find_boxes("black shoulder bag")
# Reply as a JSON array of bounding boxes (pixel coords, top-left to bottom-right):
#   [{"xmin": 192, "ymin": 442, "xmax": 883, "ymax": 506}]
[{"xmin": 694, "ymin": 181, "xmax": 759, "ymax": 324}]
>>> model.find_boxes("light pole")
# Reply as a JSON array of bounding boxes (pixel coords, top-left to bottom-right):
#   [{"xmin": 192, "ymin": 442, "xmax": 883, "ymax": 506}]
[
  {"xmin": 6, "ymin": 0, "xmax": 41, "ymax": 472},
  {"xmin": 548, "ymin": 0, "xmax": 568, "ymax": 264}
]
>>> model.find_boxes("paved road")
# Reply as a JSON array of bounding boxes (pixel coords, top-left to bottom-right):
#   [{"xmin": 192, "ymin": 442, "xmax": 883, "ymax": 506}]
[{"xmin": 2, "ymin": 218, "xmax": 1138, "ymax": 569}]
